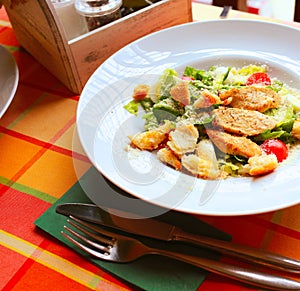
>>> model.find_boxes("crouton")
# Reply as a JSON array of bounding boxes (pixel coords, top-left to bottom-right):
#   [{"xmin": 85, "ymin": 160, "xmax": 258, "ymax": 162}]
[
  {"xmin": 292, "ymin": 118, "xmax": 300, "ymax": 140},
  {"xmin": 157, "ymin": 148, "xmax": 181, "ymax": 170},
  {"xmin": 130, "ymin": 131, "xmax": 166, "ymax": 150},
  {"xmin": 247, "ymin": 154, "xmax": 278, "ymax": 176}
]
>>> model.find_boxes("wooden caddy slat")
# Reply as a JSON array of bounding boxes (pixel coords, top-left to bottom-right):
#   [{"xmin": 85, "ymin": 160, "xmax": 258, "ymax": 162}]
[{"xmin": 2, "ymin": 0, "xmax": 192, "ymax": 93}]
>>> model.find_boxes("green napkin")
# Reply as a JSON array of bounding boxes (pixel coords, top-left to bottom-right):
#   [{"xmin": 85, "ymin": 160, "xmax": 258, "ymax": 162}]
[{"xmin": 35, "ymin": 167, "xmax": 231, "ymax": 291}]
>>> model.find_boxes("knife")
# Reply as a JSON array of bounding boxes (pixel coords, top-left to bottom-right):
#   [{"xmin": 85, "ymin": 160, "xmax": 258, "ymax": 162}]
[{"xmin": 56, "ymin": 203, "xmax": 300, "ymax": 273}]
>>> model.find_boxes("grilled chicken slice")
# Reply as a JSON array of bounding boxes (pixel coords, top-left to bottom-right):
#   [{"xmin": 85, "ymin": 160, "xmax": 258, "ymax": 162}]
[
  {"xmin": 195, "ymin": 139, "xmax": 218, "ymax": 169},
  {"xmin": 206, "ymin": 129, "xmax": 262, "ymax": 158},
  {"xmin": 181, "ymin": 154, "xmax": 219, "ymax": 179},
  {"xmin": 219, "ymin": 86, "xmax": 281, "ymax": 112},
  {"xmin": 170, "ymin": 82, "xmax": 190, "ymax": 106},
  {"xmin": 167, "ymin": 123, "xmax": 199, "ymax": 156},
  {"xmin": 212, "ymin": 107, "xmax": 277, "ymax": 136}
]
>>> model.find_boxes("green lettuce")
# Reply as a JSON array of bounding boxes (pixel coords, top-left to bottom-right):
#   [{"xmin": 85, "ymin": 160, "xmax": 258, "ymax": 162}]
[
  {"xmin": 156, "ymin": 69, "xmax": 179, "ymax": 100},
  {"xmin": 183, "ymin": 66, "xmax": 214, "ymax": 86},
  {"xmin": 124, "ymin": 100, "xmax": 139, "ymax": 115},
  {"xmin": 252, "ymin": 104, "xmax": 296, "ymax": 143}
]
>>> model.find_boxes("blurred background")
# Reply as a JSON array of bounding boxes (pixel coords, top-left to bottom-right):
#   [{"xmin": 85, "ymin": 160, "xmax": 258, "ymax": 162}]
[{"xmin": 194, "ymin": 0, "xmax": 298, "ymax": 22}]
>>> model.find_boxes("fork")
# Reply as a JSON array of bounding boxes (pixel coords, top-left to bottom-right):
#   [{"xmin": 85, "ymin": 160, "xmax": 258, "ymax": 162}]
[{"xmin": 61, "ymin": 216, "xmax": 300, "ymax": 291}]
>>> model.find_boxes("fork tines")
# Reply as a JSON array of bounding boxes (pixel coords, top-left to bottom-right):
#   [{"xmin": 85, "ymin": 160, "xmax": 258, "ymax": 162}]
[{"xmin": 62, "ymin": 216, "xmax": 114, "ymax": 255}]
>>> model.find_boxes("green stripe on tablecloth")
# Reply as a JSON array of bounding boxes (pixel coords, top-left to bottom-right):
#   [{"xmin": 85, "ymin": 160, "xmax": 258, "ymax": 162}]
[
  {"xmin": 0, "ymin": 176, "xmax": 57, "ymax": 203},
  {"xmin": 4, "ymin": 45, "xmax": 19, "ymax": 52}
]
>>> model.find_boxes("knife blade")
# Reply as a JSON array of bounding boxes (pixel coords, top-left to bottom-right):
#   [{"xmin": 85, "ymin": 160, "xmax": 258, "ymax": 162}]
[{"xmin": 56, "ymin": 203, "xmax": 300, "ymax": 273}]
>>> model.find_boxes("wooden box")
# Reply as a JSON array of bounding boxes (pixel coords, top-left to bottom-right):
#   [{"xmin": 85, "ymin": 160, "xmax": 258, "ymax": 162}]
[{"xmin": 2, "ymin": 0, "xmax": 192, "ymax": 94}]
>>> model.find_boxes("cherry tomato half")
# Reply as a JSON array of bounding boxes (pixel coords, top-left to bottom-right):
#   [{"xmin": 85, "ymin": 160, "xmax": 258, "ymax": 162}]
[
  {"xmin": 260, "ymin": 139, "xmax": 288, "ymax": 162},
  {"xmin": 181, "ymin": 76, "xmax": 194, "ymax": 81},
  {"xmin": 132, "ymin": 84, "xmax": 149, "ymax": 101},
  {"xmin": 246, "ymin": 72, "xmax": 271, "ymax": 86}
]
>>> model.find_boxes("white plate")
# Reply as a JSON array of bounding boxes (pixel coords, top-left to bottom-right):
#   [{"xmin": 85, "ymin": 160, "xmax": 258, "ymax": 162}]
[
  {"xmin": 77, "ymin": 20, "xmax": 300, "ymax": 216},
  {"xmin": 0, "ymin": 45, "xmax": 18, "ymax": 118}
]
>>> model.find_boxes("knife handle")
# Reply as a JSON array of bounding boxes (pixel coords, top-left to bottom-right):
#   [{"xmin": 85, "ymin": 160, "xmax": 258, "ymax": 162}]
[
  {"xmin": 159, "ymin": 250, "xmax": 300, "ymax": 291},
  {"xmin": 173, "ymin": 228, "xmax": 300, "ymax": 273}
]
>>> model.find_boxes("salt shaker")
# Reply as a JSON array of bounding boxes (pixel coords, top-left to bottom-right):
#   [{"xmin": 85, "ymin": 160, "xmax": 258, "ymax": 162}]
[
  {"xmin": 52, "ymin": 0, "xmax": 88, "ymax": 40},
  {"xmin": 75, "ymin": 0, "xmax": 123, "ymax": 31}
]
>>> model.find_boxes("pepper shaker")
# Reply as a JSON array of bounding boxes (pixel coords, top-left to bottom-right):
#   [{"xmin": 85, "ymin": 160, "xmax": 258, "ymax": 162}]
[{"xmin": 75, "ymin": 0, "xmax": 123, "ymax": 31}]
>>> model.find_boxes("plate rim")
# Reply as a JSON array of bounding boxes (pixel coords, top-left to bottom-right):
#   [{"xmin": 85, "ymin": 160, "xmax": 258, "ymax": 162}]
[{"xmin": 0, "ymin": 45, "xmax": 19, "ymax": 118}]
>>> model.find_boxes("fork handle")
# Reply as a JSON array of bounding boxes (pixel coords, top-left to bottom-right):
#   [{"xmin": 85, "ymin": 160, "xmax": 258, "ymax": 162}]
[
  {"xmin": 157, "ymin": 249, "xmax": 300, "ymax": 291},
  {"xmin": 173, "ymin": 228, "xmax": 300, "ymax": 273}
]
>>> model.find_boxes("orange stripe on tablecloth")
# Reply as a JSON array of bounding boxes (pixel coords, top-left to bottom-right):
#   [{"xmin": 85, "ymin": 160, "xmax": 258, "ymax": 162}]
[
  {"xmin": 0, "ymin": 148, "xmax": 46, "ymax": 190},
  {"xmin": 0, "ymin": 125, "xmax": 89, "ymax": 163},
  {"xmin": 0, "ymin": 131, "xmax": 85, "ymax": 195},
  {"xmin": 0, "ymin": 230, "xmax": 129, "ymax": 291}
]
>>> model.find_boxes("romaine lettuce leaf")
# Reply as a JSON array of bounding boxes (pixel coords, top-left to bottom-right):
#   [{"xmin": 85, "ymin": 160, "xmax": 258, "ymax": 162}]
[
  {"xmin": 156, "ymin": 69, "xmax": 180, "ymax": 100},
  {"xmin": 124, "ymin": 100, "xmax": 139, "ymax": 115},
  {"xmin": 183, "ymin": 66, "xmax": 214, "ymax": 86}
]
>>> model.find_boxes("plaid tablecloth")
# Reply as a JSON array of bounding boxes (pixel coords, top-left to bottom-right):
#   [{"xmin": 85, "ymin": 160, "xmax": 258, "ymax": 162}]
[{"xmin": 1, "ymin": 3, "xmax": 300, "ymax": 291}]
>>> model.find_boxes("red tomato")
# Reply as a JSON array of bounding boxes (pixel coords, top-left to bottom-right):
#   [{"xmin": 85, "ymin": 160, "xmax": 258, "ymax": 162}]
[
  {"xmin": 181, "ymin": 76, "xmax": 194, "ymax": 81},
  {"xmin": 246, "ymin": 72, "xmax": 271, "ymax": 86},
  {"xmin": 260, "ymin": 139, "xmax": 288, "ymax": 162},
  {"xmin": 132, "ymin": 84, "xmax": 149, "ymax": 101}
]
